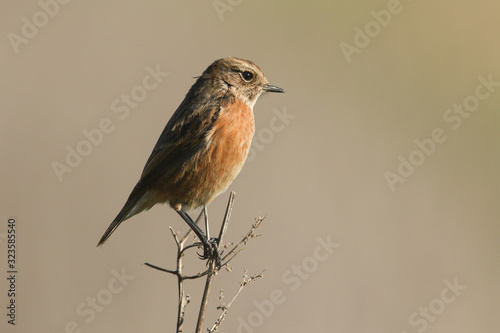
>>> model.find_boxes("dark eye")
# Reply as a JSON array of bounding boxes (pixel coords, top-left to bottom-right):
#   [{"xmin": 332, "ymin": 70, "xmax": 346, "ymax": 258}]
[{"xmin": 241, "ymin": 71, "xmax": 253, "ymax": 81}]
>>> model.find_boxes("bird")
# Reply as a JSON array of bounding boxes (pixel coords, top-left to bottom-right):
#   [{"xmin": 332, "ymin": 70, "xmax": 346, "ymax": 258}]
[{"xmin": 97, "ymin": 57, "xmax": 284, "ymax": 253}]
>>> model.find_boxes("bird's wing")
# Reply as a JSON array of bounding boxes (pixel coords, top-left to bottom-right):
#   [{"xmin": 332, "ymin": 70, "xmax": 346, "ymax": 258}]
[{"xmin": 133, "ymin": 99, "xmax": 224, "ymax": 192}]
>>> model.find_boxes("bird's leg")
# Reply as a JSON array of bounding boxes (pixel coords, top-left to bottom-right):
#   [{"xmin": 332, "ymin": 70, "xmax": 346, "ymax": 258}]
[
  {"xmin": 177, "ymin": 210, "xmax": 208, "ymax": 246},
  {"xmin": 177, "ymin": 210, "xmax": 221, "ymax": 267}
]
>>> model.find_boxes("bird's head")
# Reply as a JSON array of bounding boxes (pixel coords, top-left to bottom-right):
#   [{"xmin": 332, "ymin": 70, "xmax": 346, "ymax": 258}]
[{"xmin": 202, "ymin": 57, "xmax": 285, "ymax": 108}]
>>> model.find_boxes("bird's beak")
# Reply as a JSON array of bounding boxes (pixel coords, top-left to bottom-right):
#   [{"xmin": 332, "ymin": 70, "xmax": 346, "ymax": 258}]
[{"xmin": 263, "ymin": 84, "xmax": 285, "ymax": 93}]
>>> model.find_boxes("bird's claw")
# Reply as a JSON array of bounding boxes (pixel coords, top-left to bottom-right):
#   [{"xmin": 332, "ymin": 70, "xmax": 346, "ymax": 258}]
[{"xmin": 198, "ymin": 238, "xmax": 222, "ymax": 268}]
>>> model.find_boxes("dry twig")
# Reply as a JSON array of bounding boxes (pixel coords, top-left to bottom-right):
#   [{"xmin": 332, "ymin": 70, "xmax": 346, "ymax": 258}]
[
  {"xmin": 144, "ymin": 192, "xmax": 265, "ymax": 333},
  {"xmin": 208, "ymin": 270, "xmax": 265, "ymax": 332}
]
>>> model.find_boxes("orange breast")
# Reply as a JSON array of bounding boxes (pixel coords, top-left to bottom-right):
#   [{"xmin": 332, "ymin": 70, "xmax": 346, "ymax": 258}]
[
  {"xmin": 207, "ymin": 98, "xmax": 255, "ymax": 188},
  {"xmin": 166, "ymin": 98, "xmax": 255, "ymax": 210}
]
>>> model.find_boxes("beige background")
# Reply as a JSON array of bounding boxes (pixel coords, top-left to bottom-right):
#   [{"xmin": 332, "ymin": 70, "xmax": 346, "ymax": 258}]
[{"xmin": 1, "ymin": 1, "xmax": 499, "ymax": 332}]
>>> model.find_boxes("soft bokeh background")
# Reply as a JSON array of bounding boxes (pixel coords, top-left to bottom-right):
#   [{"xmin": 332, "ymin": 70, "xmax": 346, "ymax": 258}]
[{"xmin": 1, "ymin": 1, "xmax": 499, "ymax": 332}]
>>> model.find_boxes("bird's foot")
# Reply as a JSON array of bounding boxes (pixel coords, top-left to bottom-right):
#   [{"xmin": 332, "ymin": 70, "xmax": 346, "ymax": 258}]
[{"xmin": 199, "ymin": 238, "xmax": 222, "ymax": 268}]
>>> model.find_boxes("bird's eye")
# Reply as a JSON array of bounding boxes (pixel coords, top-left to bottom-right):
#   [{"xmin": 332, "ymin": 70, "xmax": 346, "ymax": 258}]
[{"xmin": 241, "ymin": 71, "xmax": 254, "ymax": 82}]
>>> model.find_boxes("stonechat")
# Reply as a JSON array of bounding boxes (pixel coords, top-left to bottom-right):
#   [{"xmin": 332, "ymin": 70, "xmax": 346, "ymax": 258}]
[{"xmin": 97, "ymin": 57, "xmax": 284, "ymax": 253}]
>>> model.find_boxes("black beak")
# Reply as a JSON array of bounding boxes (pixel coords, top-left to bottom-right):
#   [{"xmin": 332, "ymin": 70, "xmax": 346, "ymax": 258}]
[{"xmin": 263, "ymin": 84, "xmax": 285, "ymax": 93}]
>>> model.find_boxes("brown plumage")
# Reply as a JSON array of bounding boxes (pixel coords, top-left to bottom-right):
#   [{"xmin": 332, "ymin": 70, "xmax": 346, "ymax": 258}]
[{"xmin": 97, "ymin": 57, "xmax": 284, "ymax": 246}]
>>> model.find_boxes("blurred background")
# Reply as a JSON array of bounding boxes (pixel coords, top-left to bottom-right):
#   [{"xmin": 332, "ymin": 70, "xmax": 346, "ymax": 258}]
[{"xmin": 1, "ymin": 1, "xmax": 499, "ymax": 332}]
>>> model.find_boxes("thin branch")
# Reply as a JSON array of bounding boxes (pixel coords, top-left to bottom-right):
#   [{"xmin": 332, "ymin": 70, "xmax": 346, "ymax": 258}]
[
  {"xmin": 144, "ymin": 262, "xmax": 176, "ymax": 274},
  {"xmin": 195, "ymin": 192, "xmax": 236, "ymax": 333},
  {"xmin": 195, "ymin": 259, "xmax": 217, "ymax": 333},
  {"xmin": 170, "ymin": 227, "xmax": 181, "ymax": 246},
  {"xmin": 217, "ymin": 192, "xmax": 235, "ymax": 247},
  {"xmin": 145, "ymin": 224, "xmax": 193, "ymax": 332},
  {"xmin": 208, "ymin": 270, "xmax": 265, "ymax": 332},
  {"xmin": 177, "ymin": 270, "xmax": 188, "ymax": 332},
  {"xmin": 221, "ymin": 216, "xmax": 265, "ymax": 265},
  {"xmin": 143, "ymin": 193, "xmax": 266, "ymax": 333}
]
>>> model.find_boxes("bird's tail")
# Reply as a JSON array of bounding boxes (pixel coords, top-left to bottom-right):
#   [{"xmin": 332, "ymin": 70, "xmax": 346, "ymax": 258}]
[{"xmin": 97, "ymin": 191, "xmax": 149, "ymax": 247}]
